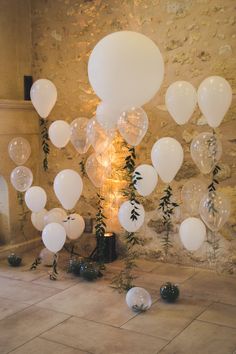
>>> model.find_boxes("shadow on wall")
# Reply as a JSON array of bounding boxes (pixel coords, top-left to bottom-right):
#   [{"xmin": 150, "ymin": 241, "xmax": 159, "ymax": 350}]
[{"xmin": 0, "ymin": 176, "xmax": 10, "ymax": 245}]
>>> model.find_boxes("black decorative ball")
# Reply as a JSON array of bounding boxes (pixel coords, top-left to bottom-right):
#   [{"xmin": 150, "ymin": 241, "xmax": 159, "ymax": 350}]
[
  {"xmin": 80, "ymin": 262, "xmax": 99, "ymax": 281},
  {"xmin": 160, "ymin": 282, "xmax": 179, "ymax": 303},
  {"xmin": 8, "ymin": 253, "xmax": 22, "ymax": 267}
]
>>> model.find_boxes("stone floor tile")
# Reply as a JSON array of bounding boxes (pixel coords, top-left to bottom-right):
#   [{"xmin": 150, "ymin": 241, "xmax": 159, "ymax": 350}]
[
  {"xmin": 151, "ymin": 262, "xmax": 198, "ymax": 283},
  {"xmin": 158, "ymin": 320, "xmax": 236, "ymax": 354},
  {"xmin": 32, "ymin": 272, "xmax": 79, "ymax": 290},
  {"xmin": 41, "ymin": 316, "xmax": 167, "ymax": 354},
  {"xmin": 0, "ymin": 306, "xmax": 70, "ymax": 354},
  {"xmin": 0, "ymin": 261, "xmax": 45, "ymax": 282},
  {"xmin": 0, "ymin": 297, "xmax": 29, "ymax": 321},
  {"xmin": 198, "ymin": 302, "xmax": 236, "ymax": 328},
  {"xmin": 122, "ymin": 297, "xmax": 211, "ymax": 340}
]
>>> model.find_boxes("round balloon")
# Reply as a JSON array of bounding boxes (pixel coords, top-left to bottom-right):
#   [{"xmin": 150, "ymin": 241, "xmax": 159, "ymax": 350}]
[
  {"xmin": 87, "ymin": 117, "xmax": 114, "ymax": 154},
  {"xmin": 42, "ymin": 223, "xmax": 66, "ymax": 253},
  {"xmin": 10, "ymin": 166, "xmax": 33, "ymax": 192},
  {"xmin": 30, "ymin": 79, "xmax": 57, "ymax": 119},
  {"xmin": 25, "ymin": 186, "xmax": 47, "ymax": 212},
  {"xmin": 96, "ymin": 102, "xmax": 121, "ymax": 131},
  {"xmin": 8, "ymin": 137, "xmax": 31, "ymax": 165},
  {"xmin": 63, "ymin": 213, "xmax": 85, "ymax": 240},
  {"xmin": 31, "ymin": 208, "xmax": 47, "ymax": 231},
  {"xmin": 70, "ymin": 117, "xmax": 91, "ymax": 154},
  {"xmin": 118, "ymin": 200, "xmax": 145, "ymax": 232},
  {"xmin": 199, "ymin": 191, "xmax": 230, "ymax": 232},
  {"xmin": 190, "ymin": 132, "xmax": 222, "ymax": 174},
  {"xmin": 49, "ymin": 120, "xmax": 71, "ymax": 148},
  {"xmin": 198, "ymin": 76, "xmax": 232, "ymax": 128},
  {"xmin": 85, "ymin": 153, "xmax": 111, "ymax": 188},
  {"xmin": 151, "ymin": 137, "xmax": 184, "ymax": 183},
  {"xmin": 44, "ymin": 208, "xmax": 67, "ymax": 226},
  {"xmin": 53, "ymin": 169, "xmax": 83, "ymax": 210},
  {"xmin": 165, "ymin": 81, "xmax": 197, "ymax": 125},
  {"xmin": 88, "ymin": 31, "xmax": 164, "ymax": 108},
  {"xmin": 133, "ymin": 164, "xmax": 158, "ymax": 197},
  {"xmin": 39, "ymin": 248, "xmax": 54, "ymax": 266},
  {"xmin": 126, "ymin": 287, "xmax": 152, "ymax": 312},
  {"xmin": 181, "ymin": 178, "xmax": 208, "ymax": 216},
  {"xmin": 117, "ymin": 107, "xmax": 148, "ymax": 146},
  {"xmin": 179, "ymin": 217, "xmax": 206, "ymax": 251},
  {"xmin": 96, "ymin": 144, "xmax": 116, "ymax": 168}
]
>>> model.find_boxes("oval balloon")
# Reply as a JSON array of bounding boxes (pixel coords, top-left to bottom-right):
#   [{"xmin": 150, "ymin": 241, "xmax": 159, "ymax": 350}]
[
  {"xmin": 8, "ymin": 137, "xmax": 31, "ymax": 165},
  {"xmin": 49, "ymin": 120, "xmax": 71, "ymax": 148},
  {"xmin": 85, "ymin": 153, "xmax": 111, "ymax": 188},
  {"xmin": 87, "ymin": 117, "xmax": 114, "ymax": 154},
  {"xmin": 63, "ymin": 213, "xmax": 85, "ymax": 240},
  {"xmin": 190, "ymin": 132, "xmax": 222, "ymax": 174},
  {"xmin": 70, "ymin": 117, "xmax": 91, "ymax": 154},
  {"xmin": 96, "ymin": 144, "xmax": 116, "ymax": 168},
  {"xmin": 198, "ymin": 76, "xmax": 232, "ymax": 128},
  {"xmin": 96, "ymin": 102, "xmax": 121, "ymax": 131},
  {"xmin": 10, "ymin": 166, "xmax": 33, "ymax": 192},
  {"xmin": 54, "ymin": 169, "xmax": 83, "ymax": 210},
  {"xmin": 118, "ymin": 200, "xmax": 145, "ymax": 232},
  {"xmin": 199, "ymin": 191, "xmax": 231, "ymax": 232},
  {"xmin": 88, "ymin": 31, "xmax": 164, "ymax": 108},
  {"xmin": 181, "ymin": 178, "xmax": 208, "ymax": 216},
  {"xmin": 133, "ymin": 164, "xmax": 158, "ymax": 197},
  {"xmin": 30, "ymin": 79, "xmax": 57, "ymax": 119},
  {"xmin": 126, "ymin": 287, "xmax": 152, "ymax": 312},
  {"xmin": 42, "ymin": 223, "xmax": 66, "ymax": 253},
  {"xmin": 44, "ymin": 208, "xmax": 67, "ymax": 226},
  {"xmin": 151, "ymin": 137, "xmax": 184, "ymax": 183},
  {"xmin": 117, "ymin": 107, "xmax": 148, "ymax": 146},
  {"xmin": 25, "ymin": 186, "xmax": 47, "ymax": 212},
  {"xmin": 31, "ymin": 208, "xmax": 47, "ymax": 231},
  {"xmin": 165, "ymin": 81, "xmax": 197, "ymax": 125},
  {"xmin": 179, "ymin": 217, "xmax": 206, "ymax": 251}
]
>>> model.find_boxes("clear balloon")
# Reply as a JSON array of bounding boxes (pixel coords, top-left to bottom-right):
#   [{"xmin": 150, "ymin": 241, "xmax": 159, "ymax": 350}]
[
  {"xmin": 88, "ymin": 31, "xmax": 164, "ymax": 109},
  {"xmin": 25, "ymin": 186, "xmax": 47, "ymax": 213},
  {"xmin": 126, "ymin": 287, "xmax": 152, "ymax": 312},
  {"xmin": 49, "ymin": 120, "xmax": 71, "ymax": 148},
  {"xmin": 70, "ymin": 117, "xmax": 91, "ymax": 154},
  {"xmin": 117, "ymin": 107, "xmax": 148, "ymax": 146},
  {"xmin": 54, "ymin": 169, "xmax": 83, "ymax": 210},
  {"xmin": 39, "ymin": 248, "xmax": 54, "ymax": 266},
  {"xmin": 63, "ymin": 213, "xmax": 85, "ymax": 240},
  {"xmin": 87, "ymin": 117, "xmax": 114, "ymax": 154},
  {"xmin": 42, "ymin": 223, "xmax": 66, "ymax": 253},
  {"xmin": 31, "ymin": 208, "xmax": 47, "ymax": 231},
  {"xmin": 198, "ymin": 76, "xmax": 232, "ymax": 128},
  {"xmin": 190, "ymin": 132, "xmax": 222, "ymax": 174},
  {"xmin": 10, "ymin": 166, "xmax": 33, "ymax": 192},
  {"xmin": 96, "ymin": 102, "xmax": 121, "ymax": 131},
  {"xmin": 85, "ymin": 153, "xmax": 111, "ymax": 188},
  {"xmin": 181, "ymin": 178, "xmax": 208, "ymax": 216},
  {"xmin": 30, "ymin": 79, "xmax": 57, "ymax": 119},
  {"xmin": 151, "ymin": 137, "xmax": 184, "ymax": 183},
  {"xmin": 44, "ymin": 208, "xmax": 67, "ymax": 226},
  {"xmin": 118, "ymin": 200, "xmax": 145, "ymax": 232},
  {"xmin": 8, "ymin": 137, "xmax": 31, "ymax": 165},
  {"xmin": 179, "ymin": 217, "xmax": 206, "ymax": 251},
  {"xmin": 133, "ymin": 164, "xmax": 158, "ymax": 197},
  {"xmin": 199, "ymin": 191, "xmax": 231, "ymax": 232},
  {"xmin": 96, "ymin": 144, "xmax": 116, "ymax": 168},
  {"xmin": 165, "ymin": 81, "xmax": 197, "ymax": 125}
]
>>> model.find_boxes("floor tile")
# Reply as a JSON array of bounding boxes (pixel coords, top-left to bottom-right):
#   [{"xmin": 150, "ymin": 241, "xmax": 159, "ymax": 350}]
[
  {"xmin": 122, "ymin": 297, "xmax": 211, "ymax": 340},
  {"xmin": 32, "ymin": 272, "xmax": 78, "ymax": 290},
  {"xmin": 41, "ymin": 316, "xmax": 167, "ymax": 354},
  {"xmin": 0, "ymin": 306, "xmax": 70, "ymax": 354},
  {"xmin": 0, "ymin": 261, "xmax": 45, "ymax": 282},
  {"xmin": 158, "ymin": 320, "xmax": 236, "ymax": 354},
  {"xmin": 198, "ymin": 302, "xmax": 236, "ymax": 328},
  {"xmin": 151, "ymin": 262, "xmax": 197, "ymax": 283},
  {"xmin": 0, "ymin": 297, "xmax": 29, "ymax": 321}
]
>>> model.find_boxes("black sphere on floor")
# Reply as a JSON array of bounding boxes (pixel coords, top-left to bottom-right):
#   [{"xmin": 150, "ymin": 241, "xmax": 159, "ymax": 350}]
[{"xmin": 160, "ymin": 282, "xmax": 179, "ymax": 303}]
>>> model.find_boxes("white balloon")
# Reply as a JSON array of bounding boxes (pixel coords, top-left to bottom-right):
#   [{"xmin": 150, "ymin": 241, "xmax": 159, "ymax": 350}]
[
  {"xmin": 49, "ymin": 120, "xmax": 71, "ymax": 148},
  {"xmin": 133, "ymin": 164, "xmax": 158, "ymax": 197},
  {"xmin": 165, "ymin": 81, "xmax": 197, "ymax": 125},
  {"xmin": 25, "ymin": 186, "xmax": 47, "ymax": 212},
  {"xmin": 118, "ymin": 200, "xmax": 145, "ymax": 232},
  {"xmin": 44, "ymin": 208, "xmax": 67, "ymax": 226},
  {"xmin": 63, "ymin": 213, "xmax": 85, "ymax": 240},
  {"xmin": 30, "ymin": 79, "xmax": 57, "ymax": 119},
  {"xmin": 198, "ymin": 76, "xmax": 232, "ymax": 128},
  {"xmin": 31, "ymin": 209, "xmax": 47, "ymax": 231},
  {"xmin": 54, "ymin": 169, "xmax": 83, "ymax": 210},
  {"xmin": 151, "ymin": 137, "xmax": 184, "ymax": 184},
  {"xmin": 42, "ymin": 223, "xmax": 66, "ymax": 253},
  {"xmin": 126, "ymin": 287, "xmax": 152, "ymax": 312},
  {"xmin": 88, "ymin": 31, "xmax": 164, "ymax": 108},
  {"xmin": 96, "ymin": 102, "xmax": 121, "ymax": 131},
  {"xmin": 179, "ymin": 217, "xmax": 206, "ymax": 251}
]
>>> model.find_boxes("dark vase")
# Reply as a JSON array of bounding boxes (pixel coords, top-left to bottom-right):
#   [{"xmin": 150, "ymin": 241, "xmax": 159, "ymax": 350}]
[{"xmin": 160, "ymin": 282, "xmax": 179, "ymax": 303}]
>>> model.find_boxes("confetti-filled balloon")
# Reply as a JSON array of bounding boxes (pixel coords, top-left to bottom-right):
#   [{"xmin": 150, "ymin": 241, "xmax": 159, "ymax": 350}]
[
  {"xmin": 126, "ymin": 287, "xmax": 152, "ymax": 312},
  {"xmin": 8, "ymin": 137, "xmax": 31, "ymax": 165},
  {"xmin": 10, "ymin": 166, "xmax": 33, "ymax": 192}
]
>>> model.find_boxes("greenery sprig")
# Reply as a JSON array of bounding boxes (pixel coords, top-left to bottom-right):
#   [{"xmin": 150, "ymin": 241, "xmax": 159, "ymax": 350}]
[
  {"xmin": 30, "ymin": 256, "xmax": 41, "ymax": 270},
  {"xmin": 94, "ymin": 193, "xmax": 107, "ymax": 267},
  {"xmin": 40, "ymin": 118, "xmax": 50, "ymax": 171},
  {"xmin": 17, "ymin": 191, "xmax": 29, "ymax": 241},
  {"xmin": 49, "ymin": 253, "xmax": 59, "ymax": 280}
]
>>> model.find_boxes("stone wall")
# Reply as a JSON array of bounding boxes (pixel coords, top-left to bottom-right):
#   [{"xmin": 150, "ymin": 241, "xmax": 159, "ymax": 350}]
[{"xmin": 31, "ymin": 0, "xmax": 236, "ymax": 270}]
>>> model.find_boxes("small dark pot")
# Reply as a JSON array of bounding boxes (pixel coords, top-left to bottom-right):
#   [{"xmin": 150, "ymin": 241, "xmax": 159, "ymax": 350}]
[
  {"xmin": 8, "ymin": 253, "xmax": 22, "ymax": 267},
  {"xmin": 80, "ymin": 262, "xmax": 99, "ymax": 281},
  {"xmin": 68, "ymin": 258, "xmax": 84, "ymax": 276},
  {"xmin": 160, "ymin": 282, "xmax": 179, "ymax": 303}
]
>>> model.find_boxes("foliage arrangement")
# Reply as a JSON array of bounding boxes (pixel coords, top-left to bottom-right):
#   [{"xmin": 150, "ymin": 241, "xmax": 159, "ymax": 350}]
[
  {"xmin": 40, "ymin": 118, "xmax": 50, "ymax": 171},
  {"xmin": 49, "ymin": 253, "xmax": 59, "ymax": 280},
  {"xmin": 17, "ymin": 191, "xmax": 29, "ymax": 241},
  {"xmin": 79, "ymin": 157, "xmax": 86, "ymax": 177},
  {"xmin": 30, "ymin": 256, "xmax": 41, "ymax": 270},
  {"xmin": 94, "ymin": 193, "xmax": 107, "ymax": 267}
]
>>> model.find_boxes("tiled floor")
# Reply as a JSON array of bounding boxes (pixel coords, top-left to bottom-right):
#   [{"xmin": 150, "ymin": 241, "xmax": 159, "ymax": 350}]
[{"xmin": 0, "ymin": 254, "xmax": 236, "ymax": 354}]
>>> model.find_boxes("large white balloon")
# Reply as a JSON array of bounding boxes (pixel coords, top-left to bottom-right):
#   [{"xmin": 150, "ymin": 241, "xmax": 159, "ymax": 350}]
[
  {"xmin": 133, "ymin": 164, "xmax": 158, "ymax": 197},
  {"xmin": 25, "ymin": 186, "xmax": 47, "ymax": 212},
  {"xmin": 49, "ymin": 120, "xmax": 71, "ymax": 148},
  {"xmin": 179, "ymin": 217, "xmax": 206, "ymax": 251},
  {"xmin": 165, "ymin": 81, "xmax": 197, "ymax": 125},
  {"xmin": 126, "ymin": 287, "xmax": 152, "ymax": 312},
  {"xmin": 118, "ymin": 200, "xmax": 145, "ymax": 232},
  {"xmin": 54, "ymin": 169, "xmax": 83, "ymax": 210},
  {"xmin": 151, "ymin": 137, "xmax": 184, "ymax": 183},
  {"xmin": 197, "ymin": 76, "xmax": 232, "ymax": 128},
  {"xmin": 63, "ymin": 213, "xmax": 85, "ymax": 240},
  {"xmin": 42, "ymin": 223, "xmax": 66, "ymax": 253},
  {"xmin": 88, "ymin": 31, "xmax": 164, "ymax": 108},
  {"xmin": 31, "ymin": 208, "xmax": 47, "ymax": 231},
  {"xmin": 96, "ymin": 102, "xmax": 121, "ymax": 131},
  {"xmin": 30, "ymin": 79, "xmax": 57, "ymax": 119},
  {"xmin": 44, "ymin": 208, "xmax": 67, "ymax": 226}
]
